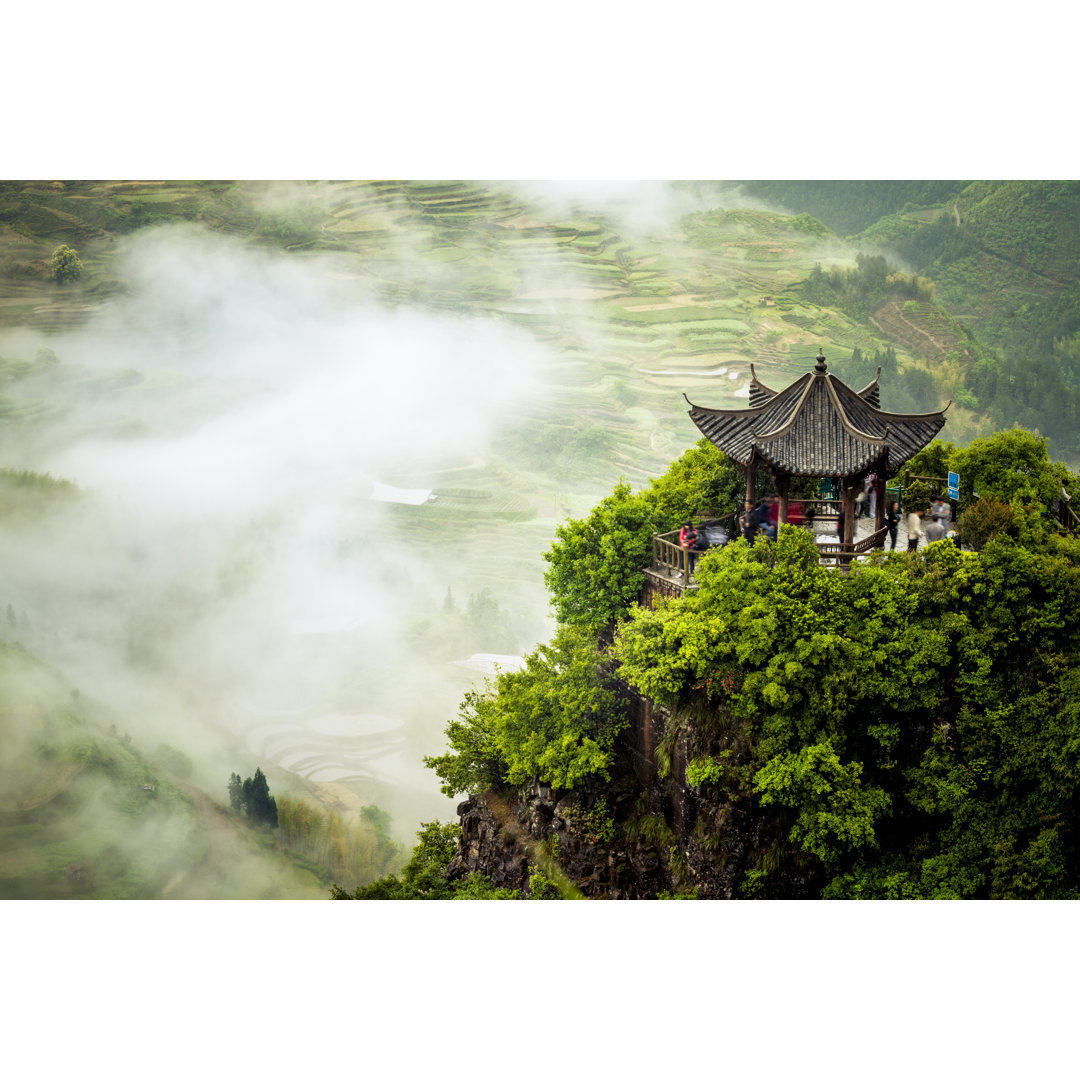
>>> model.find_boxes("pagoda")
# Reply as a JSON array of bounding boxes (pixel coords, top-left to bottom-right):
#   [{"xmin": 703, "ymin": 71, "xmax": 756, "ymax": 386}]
[{"xmin": 685, "ymin": 350, "xmax": 949, "ymax": 546}]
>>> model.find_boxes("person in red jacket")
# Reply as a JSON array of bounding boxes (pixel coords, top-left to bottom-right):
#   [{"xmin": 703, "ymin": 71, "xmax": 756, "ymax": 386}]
[{"xmin": 680, "ymin": 520, "xmax": 701, "ymax": 574}]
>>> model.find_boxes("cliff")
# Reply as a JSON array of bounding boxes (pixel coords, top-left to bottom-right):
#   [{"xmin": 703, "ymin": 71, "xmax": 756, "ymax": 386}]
[{"xmin": 446, "ymin": 694, "xmax": 815, "ymax": 899}]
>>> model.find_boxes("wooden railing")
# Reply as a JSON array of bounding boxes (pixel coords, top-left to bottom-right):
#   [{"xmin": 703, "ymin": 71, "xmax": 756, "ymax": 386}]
[
  {"xmin": 815, "ymin": 526, "xmax": 889, "ymax": 568},
  {"xmin": 802, "ymin": 498, "xmax": 841, "ymax": 520},
  {"xmin": 651, "ymin": 514, "xmax": 738, "ymax": 583},
  {"xmin": 1057, "ymin": 500, "xmax": 1080, "ymax": 535},
  {"xmin": 651, "ymin": 513, "xmax": 890, "ymax": 582}
]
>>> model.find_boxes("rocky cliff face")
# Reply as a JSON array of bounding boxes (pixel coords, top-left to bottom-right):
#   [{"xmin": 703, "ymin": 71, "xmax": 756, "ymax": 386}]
[{"xmin": 445, "ymin": 693, "xmax": 814, "ymax": 899}]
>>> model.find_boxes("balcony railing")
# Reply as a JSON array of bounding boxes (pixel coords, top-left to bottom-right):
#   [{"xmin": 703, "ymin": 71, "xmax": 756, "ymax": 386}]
[
  {"xmin": 649, "ymin": 511, "xmax": 889, "ymax": 586},
  {"xmin": 651, "ymin": 515, "xmax": 738, "ymax": 583},
  {"xmin": 814, "ymin": 526, "xmax": 890, "ymax": 568}
]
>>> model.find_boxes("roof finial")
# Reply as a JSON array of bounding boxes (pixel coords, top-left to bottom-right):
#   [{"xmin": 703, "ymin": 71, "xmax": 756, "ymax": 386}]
[{"xmin": 814, "ymin": 349, "xmax": 827, "ymax": 373}]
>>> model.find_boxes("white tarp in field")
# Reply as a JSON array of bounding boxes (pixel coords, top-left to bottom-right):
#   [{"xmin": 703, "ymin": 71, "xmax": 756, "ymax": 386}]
[
  {"xmin": 368, "ymin": 481, "xmax": 434, "ymax": 505},
  {"xmin": 450, "ymin": 653, "xmax": 527, "ymax": 676}
]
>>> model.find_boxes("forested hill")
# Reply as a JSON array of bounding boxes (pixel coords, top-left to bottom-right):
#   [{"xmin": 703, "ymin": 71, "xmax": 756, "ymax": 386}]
[
  {"xmin": 722, "ymin": 181, "xmax": 970, "ymax": 236},
  {"xmin": 731, "ymin": 180, "xmax": 1080, "ymax": 457},
  {"xmin": 368, "ymin": 431, "xmax": 1080, "ymax": 901}
]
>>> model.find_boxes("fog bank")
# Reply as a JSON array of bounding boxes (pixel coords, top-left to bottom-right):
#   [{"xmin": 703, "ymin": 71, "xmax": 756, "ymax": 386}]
[{"xmin": 0, "ymin": 222, "xmax": 556, "ymax": 840}]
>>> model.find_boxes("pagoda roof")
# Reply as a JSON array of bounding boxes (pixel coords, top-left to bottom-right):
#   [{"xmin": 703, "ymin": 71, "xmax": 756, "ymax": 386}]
[{"xmin": 687, "ymin": 352, "xmax": 948, "ymax": 477}]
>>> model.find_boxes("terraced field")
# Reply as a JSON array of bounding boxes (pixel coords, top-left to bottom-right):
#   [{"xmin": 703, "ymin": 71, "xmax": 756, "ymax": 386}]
[{"xmin": 0, "ymin": 181, "xmax": 968, "ymax": 889}]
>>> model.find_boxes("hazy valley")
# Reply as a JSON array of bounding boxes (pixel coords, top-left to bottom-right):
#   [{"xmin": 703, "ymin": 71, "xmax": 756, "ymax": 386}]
[{"xmin": 2, "ymin": 179, "xmax": 1076, "ymax": 898}]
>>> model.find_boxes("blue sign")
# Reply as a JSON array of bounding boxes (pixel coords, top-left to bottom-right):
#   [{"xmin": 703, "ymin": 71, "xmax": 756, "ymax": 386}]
[{"xmin": 947, "ymin": 471, "xmax": 960, "ymax": 499}]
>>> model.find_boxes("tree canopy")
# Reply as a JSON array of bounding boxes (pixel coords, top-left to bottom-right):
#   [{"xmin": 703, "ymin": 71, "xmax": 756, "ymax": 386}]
[
  {"xmin": 228, "ymin": 767, "xmax": 278, "ymax": 828},
  {"xmin": 542, "ymin": 440, "xmax": 742, "ymax": 631},
  {"xmin": 425, "ymin": 624, "xmax": 630, "ymax": 796},
  {"xmin": 48, "ymin": 244, "xmax": 83, "ymax": 284},
  {"xmin": 613, "ymin": 524, "xmax": 1080, "ymax": 897}
]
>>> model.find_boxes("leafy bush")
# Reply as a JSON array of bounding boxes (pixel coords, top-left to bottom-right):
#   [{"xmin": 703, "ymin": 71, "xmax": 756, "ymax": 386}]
[
  {"xmin": 48, "ymin": 244, "xmax": 82, "ymax": 284},
  {"xmin": 957, "ymin": 498, "xmax": 1019, "ymax": 551},
  {"xmin": 425, "ymin": 625, "xmax": 630, "ymax": 796},
  {"xmin": 542, "ymin": 440, "xmax": 741, "ymax": 631},
  {"xmin": 685, "ymin": 754, "xmax": 726, "ymax": 788},
  {"xmin": 614, "ymin": 510, "xmax": 1080, "ymax": 898}
]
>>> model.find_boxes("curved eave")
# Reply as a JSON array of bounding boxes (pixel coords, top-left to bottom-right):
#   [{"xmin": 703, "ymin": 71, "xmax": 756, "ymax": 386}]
[
  {"xmin": 684, "ymin": 391, "xmax": 769, "ymax": 420},
  {"xmin": 748, "ymin": 363, "xmax": 778, "ymax": 404},
  {"xmin": 854, "ymin": 368, "xmax": 882, "ymax": 400},
  {"xmin": 873, "ymin": 399, "xmax": 953, "ymax": 423},
  {"xmin": 685, "ymin": 377, "xmax": 951, "ymax": 476}
]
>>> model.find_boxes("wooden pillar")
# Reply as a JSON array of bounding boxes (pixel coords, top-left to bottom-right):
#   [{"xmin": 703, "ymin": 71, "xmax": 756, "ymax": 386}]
[
  {"xmin": 745, "ymin": 457, "xmax": 757, "ymax": 504},
  {"xmin": 841, "ymin": 476, "xmax": 857, "ymax": 548},
  {"xmin": 776, "ymin": 473, "xmax": 790, "ymax": 527}
]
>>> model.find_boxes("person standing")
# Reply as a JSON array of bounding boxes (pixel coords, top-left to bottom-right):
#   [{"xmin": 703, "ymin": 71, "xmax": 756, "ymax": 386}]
[
  {"xmin": 680, "ymin": 520, "xmax": 699, "ymax": 574},
  {"xmin": 886, "ymin": 500, "xmax": 900, "ymax": 550},
  {"xmin": 907, "ymin": 508, "xmax": 924, "ymax": 551},
  {"xmin": 765, "ymin": 495, "xmax": 779, "ymax": 540}
]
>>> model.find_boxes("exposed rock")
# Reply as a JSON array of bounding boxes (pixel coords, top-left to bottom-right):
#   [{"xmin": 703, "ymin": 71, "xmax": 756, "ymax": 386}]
[{"xmin": 445, "ymin": 692, "xmax": 824, "ymax": 899}]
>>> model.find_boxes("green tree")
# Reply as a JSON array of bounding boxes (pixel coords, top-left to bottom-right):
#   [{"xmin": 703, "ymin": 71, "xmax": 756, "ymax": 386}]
[
  {"xmin": 331, "ymin": 821, "xmax": 519, "ymax": 899},
  {"xmin": 246, "ymin": 767, "xmax": 278, "ymax": 827},
  {"xmin": 542, "ymin": 440, "xmax": 741, "ymax": 631},
  {"xmin": 904, "ymin": 438, "xmax": 957, "ymax": 487},
  {"xmin": 753, "ymin": 742, "xmax": 891, "ymax": 865},
  {"xmin": 956, "ymin": 497, "xmax": 1020, "ymax": 551},
  {"xmin": 230, "ymin": 767, "xmax": 277, "ymax": 827},
  {"xmin": 48, "ymin": 244, "xmax": 83, "ymax": 284},
  {"xmin": 951, "ymin": 427, "xmax": 1072, "ymax": 512},
  {"xmin": 542, "ymin": 478, "xmax": 657, "ymax": 631},
  {"xmin": 803, "ymin": 263, "xmax": 833, "ymax": 306},
  {"xmin": 425, "ymin": 624, "xmax": 630, "ymax": 795}
]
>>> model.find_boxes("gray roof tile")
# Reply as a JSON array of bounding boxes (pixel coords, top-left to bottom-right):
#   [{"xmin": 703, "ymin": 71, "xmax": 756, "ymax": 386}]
[{"xmin": 687, "ymin": 357, "xmax": 947, "ymax": 477}]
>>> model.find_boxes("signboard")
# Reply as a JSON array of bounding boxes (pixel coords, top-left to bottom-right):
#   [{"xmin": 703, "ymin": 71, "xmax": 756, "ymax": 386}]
[{"xmin": 947, "ymin": 471, "xmax": 960, "ymax": 500}]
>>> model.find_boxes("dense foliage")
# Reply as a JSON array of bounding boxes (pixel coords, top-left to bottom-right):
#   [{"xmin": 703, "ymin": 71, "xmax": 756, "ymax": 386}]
[
  {"xmin": 904, "ymin": 430, "xmax": 1077, "ymax": 544},
  {"xmin": 423, "ymin": 426, "xmax": 1080, "ymax": 898},
  {"xmin": 228, "ymin": 767, "xmax": 278, "ymax": 828},
  {"xmin": 542, "ymin": 440, "xmax": 742, "ymax": 630},
  {"xmin": 613, "ymin": 520, "xmax": 1080, "ymax": 898},
  {"xmin": 330, "ymin": 821, "xmax": 521, "ymax": 899},
  {"xmin": 424, "ymin": 624, "xmax": 630, "ymax": 796}
]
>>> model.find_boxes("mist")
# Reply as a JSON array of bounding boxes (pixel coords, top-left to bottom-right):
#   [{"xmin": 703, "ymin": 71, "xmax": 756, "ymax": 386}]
[{"xmin": 0, "ymin": 222, "xmax": 559, "ymax": 849}]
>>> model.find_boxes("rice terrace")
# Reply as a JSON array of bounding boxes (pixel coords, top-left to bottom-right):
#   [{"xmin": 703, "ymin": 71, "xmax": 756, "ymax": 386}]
[{"xmin": 1, "ymin": 180, "xmax": 1079, "ymax": 899}]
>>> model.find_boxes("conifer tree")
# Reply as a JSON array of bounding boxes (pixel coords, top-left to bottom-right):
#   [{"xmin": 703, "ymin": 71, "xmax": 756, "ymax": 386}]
[
  {"xmin": 247, "ymin": 767, "xmax": 278, "ymax": 828},
  {"xmin": 228, "ymin": 768, "xmax": 278, "ymax": 827}
]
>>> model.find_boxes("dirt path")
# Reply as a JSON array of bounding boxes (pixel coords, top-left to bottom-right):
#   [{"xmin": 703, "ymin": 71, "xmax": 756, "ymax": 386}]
[
  {"xmin": 160, "ymin": 784, "xmax": 249, "ymax": 897},
  {"xmin": 0, "ymin": 761, "xmax": 85, "ymax": 812},
  {"xmin": 870, "ymin": 299, "xmax": 955, "ymax": 361}
]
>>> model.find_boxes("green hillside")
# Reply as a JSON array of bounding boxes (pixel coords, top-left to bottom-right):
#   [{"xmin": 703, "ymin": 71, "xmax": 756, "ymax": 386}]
[
  {"xmin": 725, "ymin": 180, "xmax": 1080, "ymax": 456},
  {"xmin": 1, "ymin": 179, "xmax": 1077, "ymax": 897},
  {"xmin": 0, "ymin": 639, "xmax": 328, "ymax": 898}
]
